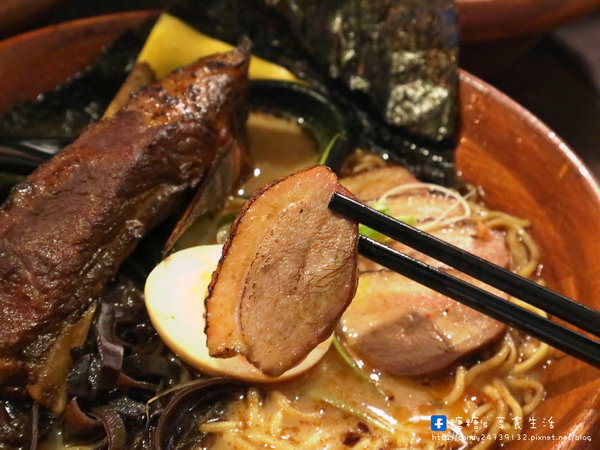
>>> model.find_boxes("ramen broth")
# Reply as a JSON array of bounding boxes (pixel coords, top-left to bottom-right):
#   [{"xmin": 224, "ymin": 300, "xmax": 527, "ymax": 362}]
[
  {"xmin": 208, "ymin": 350, "xmax": 460, "ymax": 449},
  {"xmin": 206, "ymin": 340, "xmax": 544, "ymax": 449},
  {"xmin": 238, "ymin": 112, "xmax": 320, "ymax": 196}
]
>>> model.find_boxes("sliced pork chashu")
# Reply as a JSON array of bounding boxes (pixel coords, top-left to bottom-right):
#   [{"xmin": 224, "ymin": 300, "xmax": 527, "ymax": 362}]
[
  {"xmin": 205, "ymin": 166, "xmax": 358, "ymax": 376},
  {"xmin": 395, "ymin": 224, "xmax": 508, "ymax": 267},
  {"xmin": 340, "ymin": 270, "xmax": 507, "ymax": 376},
  {"xmin": 358, "ymin": 191, "xmax": 510, "ymax": 272}
]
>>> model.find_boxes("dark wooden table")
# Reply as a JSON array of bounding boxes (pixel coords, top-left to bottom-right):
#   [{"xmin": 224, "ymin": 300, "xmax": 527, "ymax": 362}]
[{"xmin": 488, "ymin": 12, "xmax": 600, "ymax": 179}]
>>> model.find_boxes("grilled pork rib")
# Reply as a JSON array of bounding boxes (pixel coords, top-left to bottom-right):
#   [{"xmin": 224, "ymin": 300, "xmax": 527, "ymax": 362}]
[{"xmin": 0, "ymin": 41, "xmax": 250, "ymax": 409}]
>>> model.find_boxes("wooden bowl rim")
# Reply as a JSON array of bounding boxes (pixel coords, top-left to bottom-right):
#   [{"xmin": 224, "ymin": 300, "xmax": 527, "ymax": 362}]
[
  {"xmin": 457, "ymin": 0, "xmax": 600, "ymax": 42},
  {"xmin": 457, "ymin": 69, "xmax": 600, "ymax": 201},
  {"xmin": 0, "ymin": 9, "xmax": 160, "ymax": 51}
]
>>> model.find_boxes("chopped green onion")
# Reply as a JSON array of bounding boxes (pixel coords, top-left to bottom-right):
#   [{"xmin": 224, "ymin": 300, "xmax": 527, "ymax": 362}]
[
  {"xmin": 358, "ymin": 200, "xmax": 417, "ymax": 243},
  {"xmin": 358, "ymin": 200, "xmax": 391, "ymax": 243},
  {"xmin": 371, "ymin": 200, "xmax": 391, "ymax": 215},
  {"xmin": 358, "ymin": 224, "xmax": 390, "ymax": 243},
  {"xmin": 309, "ymin": 391, "xmax": 395, "ymax": 434},
  {"xmin": 318, "ymin": 134, "xmax": 342, "ymax": 165},
  {"xmin": 398, "ymin": 215, "xmax": 417, "ymax": 227},
  {"xmin": 144, "ymin": 378, "xmax": 213, "ymax": 421},
  {"xmin": 332, "ymin": 335, "xmax": 387, "ymax": 399}
]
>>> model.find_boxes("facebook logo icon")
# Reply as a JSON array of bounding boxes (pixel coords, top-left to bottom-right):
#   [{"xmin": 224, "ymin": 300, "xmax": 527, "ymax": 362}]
[{"xmin": 430, "ymin": 415, "xmax": 447, "ymax": 431}]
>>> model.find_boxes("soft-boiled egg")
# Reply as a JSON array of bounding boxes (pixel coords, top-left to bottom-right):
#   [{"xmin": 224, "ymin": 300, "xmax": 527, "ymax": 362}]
[{"xmin": 144, "ymin": 244, "xmax": 332, "ymax": 382}]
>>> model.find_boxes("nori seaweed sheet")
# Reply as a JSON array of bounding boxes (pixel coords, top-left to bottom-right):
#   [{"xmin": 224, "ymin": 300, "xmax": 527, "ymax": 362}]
[{"xmin": 264, "ymin": 0, "xmax": 458, "ymax": 143}]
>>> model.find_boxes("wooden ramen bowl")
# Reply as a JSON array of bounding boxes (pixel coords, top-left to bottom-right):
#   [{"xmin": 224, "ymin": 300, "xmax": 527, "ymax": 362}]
[{"xmin": 0, "ymin": 11, "xmax": 598, "ymax": 449}]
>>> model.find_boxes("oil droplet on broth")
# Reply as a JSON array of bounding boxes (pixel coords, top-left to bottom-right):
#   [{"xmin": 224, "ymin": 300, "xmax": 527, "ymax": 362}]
[{"xmin": 237, "ymin": 112, "xmax": 320, "ymax": 197}]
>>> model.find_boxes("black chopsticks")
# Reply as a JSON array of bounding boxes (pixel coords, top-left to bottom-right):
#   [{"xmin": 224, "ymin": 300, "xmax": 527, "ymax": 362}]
[
  {"xmin": 329, "ymin": 192, "xmax": 600, "ymax": 369},
  {"xmin": 358, "ymin": 236, "xmax": 600, "ymax": 368}
]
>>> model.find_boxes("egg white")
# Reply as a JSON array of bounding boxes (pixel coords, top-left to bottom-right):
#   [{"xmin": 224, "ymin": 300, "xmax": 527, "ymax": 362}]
[{"xmin": 144, "ymin": 244, "xmax": 331, "ymax": 382}]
